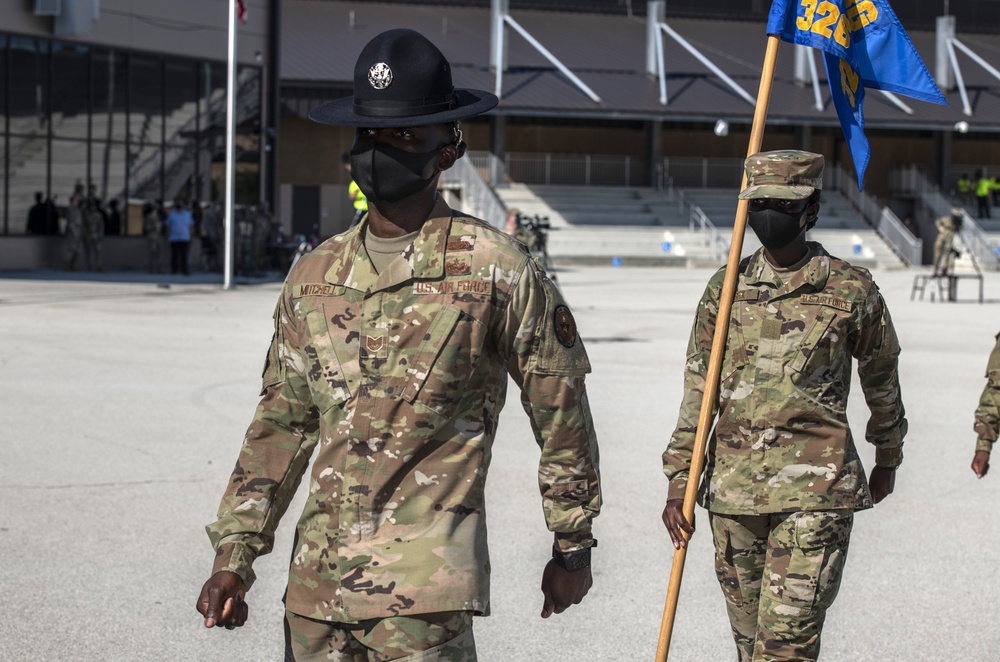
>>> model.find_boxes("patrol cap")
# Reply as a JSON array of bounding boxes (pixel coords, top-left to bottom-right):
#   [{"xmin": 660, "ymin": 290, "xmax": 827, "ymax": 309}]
[
  {"xmin": 951, "ymin": 207, "xmax": 963, "ymax": 217},
  {"xmin": 738, "ymin": 150, "xmax": 825, "ymax": 201},
  {"xmin": 309, "ymin": 29, "xmax": 499, "ymax": 128}
]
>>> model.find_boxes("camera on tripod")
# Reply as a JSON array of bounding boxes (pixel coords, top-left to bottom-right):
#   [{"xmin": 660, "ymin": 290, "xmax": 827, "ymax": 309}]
[{"xmin": 518, "ymin": 214, "xmax": 551, "ymax": 250}]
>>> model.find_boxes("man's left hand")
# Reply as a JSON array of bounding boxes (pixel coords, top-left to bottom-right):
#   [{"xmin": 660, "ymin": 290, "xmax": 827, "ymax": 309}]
[
  {"xmin": 869, "ymin": 466, "xmax": 896, "ymax": 504},
  {"xmin": 540, "ymin": 559, "xmax": 592, "ymax": 618}
]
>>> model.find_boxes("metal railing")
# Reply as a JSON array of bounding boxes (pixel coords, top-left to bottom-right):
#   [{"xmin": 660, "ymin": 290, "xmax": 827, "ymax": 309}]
[
  {"xmin": 834, "ymin": 165, "xmax": 922, "ymax": 266},
  {"xmin": 689, "ymin": 204, "xmax": 729, "ymax": 262},
  {"xmin": 440, "ymin": 155, "xmax": 507, "ymax": 229},
  {"xmin": 503, "ymin": 152, "xmax": 644, "ymax": 187},
  {"xmin": 875, "ymin": 208, "xmax": 922, "ymax": 267},
  {"xmin": 890, "ymin": 164, "xmax": 999, "ymax": 271},
  {"xmin": 677, "ymin": 189, "xmax": 728, "ymax": 262},
  {"xmin": 663, "ymin": 157, "xmax": 743, "ymax": 189},
  {"xmin": 467, "ymin": 151, "xmax": 507, "ymax": 189}
]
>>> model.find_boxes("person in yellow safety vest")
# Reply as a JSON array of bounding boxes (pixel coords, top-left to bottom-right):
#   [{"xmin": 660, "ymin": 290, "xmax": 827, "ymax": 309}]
[
  {"xmin": 349, "ymin": 179, "xmax": 368, "ymax": 228},
  {"xmin": 975, "ymin": 170, "xmax": 991, "ymax": 220},
  {"xmin": 956, "ymin": 173, "xmax": 973, "ymax": 206}
]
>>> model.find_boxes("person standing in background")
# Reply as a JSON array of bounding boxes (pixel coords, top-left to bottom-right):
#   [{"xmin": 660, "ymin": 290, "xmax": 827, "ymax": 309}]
[
  {"xmin": 63, "ymin": 192, "xmax": 85, "ymax": 271},
  {"xmin": 165, "ymin": 199, "xmax": 195, "ymax": 276},
  {"xmin": 143, "ymin": 201, "xmax": 165, "ymax": 274},
  {"xmin": 931, "ymin": 209, "xmax": 963, "ymax": 277},
  {"xmin": 348, "ymin": 177, "xmax": 368, "ymax": 228},
  {"xmin": 974, "ymin": 170, "xmax": 991, "ymax": 219},
  {"xmin": 106, "ymin": 199, "xmax": 122, "ymax": 236},
  {"xmin": 83, "ymin": 198, "xmax": 105, "ymax": 271}
]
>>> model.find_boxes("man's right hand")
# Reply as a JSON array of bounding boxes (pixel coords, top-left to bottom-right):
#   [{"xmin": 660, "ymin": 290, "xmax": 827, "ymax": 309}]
[
  {"xmin": 196, "ymin": 571, "xmax": 248, "ymax": 629},
  {"xmin": 661, "ymin": 498, "xmax": 695, "ymax": 550}
]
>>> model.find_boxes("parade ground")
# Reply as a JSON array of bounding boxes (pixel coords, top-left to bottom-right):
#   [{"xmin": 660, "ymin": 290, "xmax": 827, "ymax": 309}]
[{"xmin": 2, "ymin": 265, "xmax": 998, "ymax": 662}]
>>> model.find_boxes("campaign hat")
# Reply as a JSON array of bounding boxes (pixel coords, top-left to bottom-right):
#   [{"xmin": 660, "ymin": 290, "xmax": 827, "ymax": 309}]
[
  {"xmin": 738, "ymin": 150, "xmax": 825, "ymax": 201},
  {"xmin": 309, "ymin": 29, "xmax": 499, "ymax": 128}
]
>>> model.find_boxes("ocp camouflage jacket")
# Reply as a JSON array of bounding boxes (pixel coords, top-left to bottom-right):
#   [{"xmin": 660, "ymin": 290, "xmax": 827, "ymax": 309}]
[
  {"xmin": 206, "ymin": 197, "xmax": 600, "ymax": 622},
  {"xmin": 974, "ymin": 332, "xmax": 1000, "ymax": 452},
  {"xmin": 664, "ymin": 243, "xmax": 907, "ymax": 514}
]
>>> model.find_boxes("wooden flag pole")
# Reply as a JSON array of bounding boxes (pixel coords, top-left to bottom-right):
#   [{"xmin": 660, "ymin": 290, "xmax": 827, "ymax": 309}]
[{"xmin": 654, "ymin": 34, "xmax": 781, "ymax": 662}]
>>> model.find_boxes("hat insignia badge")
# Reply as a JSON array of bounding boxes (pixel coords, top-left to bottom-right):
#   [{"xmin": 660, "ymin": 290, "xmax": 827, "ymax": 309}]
[{"xmin": 368, "ymin": 63, "xmax": 392, "ymax": 90}]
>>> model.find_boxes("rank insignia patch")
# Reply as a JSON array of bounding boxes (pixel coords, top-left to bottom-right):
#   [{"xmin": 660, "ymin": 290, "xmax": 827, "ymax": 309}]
[
  {"xmin": 365, "ymin": 335, "xmax": 385, "ymax": 353},
  {"xmin": 447, "ymin": 236, "xmax": 476, "ymax": 252},
  {"xmin": 553, "ymin": 305, "xmax": 577, "ymax": 348},
  {"xmin": 445, "ymin": 257, "xmax": 471, "ymax": 276}
]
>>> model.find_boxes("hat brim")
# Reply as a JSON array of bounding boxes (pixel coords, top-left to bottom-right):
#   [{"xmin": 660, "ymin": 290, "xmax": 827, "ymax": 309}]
[
  {"xmin": 738, "ymin": 184, "xmax": 815, "ymax": 201},
  {"xmin": 308, "ymin": 89, "xmax": 499, "ymax": 127}
]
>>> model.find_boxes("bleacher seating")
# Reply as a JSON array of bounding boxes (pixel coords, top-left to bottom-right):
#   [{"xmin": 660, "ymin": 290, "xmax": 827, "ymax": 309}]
[{"xmin": 494, "ymin": 183, "xmax": 908, "ymax": 269}]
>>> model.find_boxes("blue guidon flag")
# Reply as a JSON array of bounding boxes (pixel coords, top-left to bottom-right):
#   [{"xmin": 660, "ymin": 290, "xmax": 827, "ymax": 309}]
[{"xmin": 767, "ymin": 0, "xmax": 947, "ymax": 190}]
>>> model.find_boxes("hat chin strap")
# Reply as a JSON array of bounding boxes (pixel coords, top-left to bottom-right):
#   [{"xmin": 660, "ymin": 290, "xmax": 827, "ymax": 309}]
[{"xmin": 354, "ymin": 93, "xmax": 458, "ymax": 118}]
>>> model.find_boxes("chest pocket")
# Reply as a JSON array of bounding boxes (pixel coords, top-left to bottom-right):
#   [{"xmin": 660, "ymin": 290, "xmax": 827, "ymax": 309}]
[
  {"xmin": 718, "ymin": 309, "xmax": 751, "ymax": 403},
  {"xmin": 785, "ymin": 310, "xmax": 851, "ymax": 410},
  {"xmin": 401, "ymin": 303, "xmax": 487, "ymax": 418},
  {"xmin": 303, "ymin": 302, "xmax": 360, "ymax": 413}
]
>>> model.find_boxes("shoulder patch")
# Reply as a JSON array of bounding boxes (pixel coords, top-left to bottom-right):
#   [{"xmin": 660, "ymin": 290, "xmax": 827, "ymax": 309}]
[
  {"xmin": 532, "ymin": 275, "xmax": 591, "ymax": 376},
  {"xmin": 553, "ymin": 305, "xmax": 577, "ymax": 348}
]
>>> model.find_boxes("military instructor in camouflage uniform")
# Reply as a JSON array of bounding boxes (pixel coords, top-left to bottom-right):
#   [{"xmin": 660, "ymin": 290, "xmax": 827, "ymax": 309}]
[
  {"xmin": 661, "ymin": 151, "xmax": 907, "ymax": 661},
  {"xmin": 196, "ymin": 29, "xmax": 601, "ymax": 662}
]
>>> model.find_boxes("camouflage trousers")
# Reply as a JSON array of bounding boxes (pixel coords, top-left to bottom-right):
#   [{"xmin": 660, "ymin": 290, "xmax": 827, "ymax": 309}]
[
  {"xmin": 932, "ymin": 234, "xmax": 953, "ymax": 275},
  {"xmin": 709, "ymin": 510, "xmax": 853, "ymax": 662},
  {"xmin": 284, "ymin": 610, "xmax": 476, "ymax": 662},
  {"xmin": 64, "ymin": 236, "xmax": 83, "ymax": 270}
]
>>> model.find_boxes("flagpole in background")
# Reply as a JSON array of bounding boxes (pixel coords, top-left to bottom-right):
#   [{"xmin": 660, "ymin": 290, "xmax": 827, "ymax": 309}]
[
  {"xmin": 223, "ymin": 0, "xmax": 238, "ymax": 290},
  {"xmin": 654, "ymin": 34, "xmax": 781, "ymax": 662}
]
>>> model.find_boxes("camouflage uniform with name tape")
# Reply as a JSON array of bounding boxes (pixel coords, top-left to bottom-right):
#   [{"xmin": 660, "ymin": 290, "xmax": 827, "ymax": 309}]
[
  {"xmin": 664, "ymin": 150, "xmax": 907, "ymax": 662},
  {"xmin": 665, "ymin": 244, "xmax": 907, "ymax": 661},
  {"xmin": 206, "ymin": 196, "xmax": 601, "ymax": 629}
]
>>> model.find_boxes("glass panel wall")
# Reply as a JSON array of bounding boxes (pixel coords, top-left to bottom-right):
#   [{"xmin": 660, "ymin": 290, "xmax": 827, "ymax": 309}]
[
  {"xmin": 0, "ymin": 33, "xmax": 263, "ymax": 237},
  {"xmin": 51, "ymin": 42, "xmax": 90, "ymax": 140},
  {"xmin": 164, "ymin": 60, "xmax": 199, "ymax": 206},
  {"xmin": 92, "ymin": 142, "xmax": 126, "ymax": 225},
  {"xmin": 235, "ymin": 66, "xmax": 261, "ymax": 206},
  {"xmin": 8, "ymin": 136, "xmax": 48, "ymax": 234},
  {"xmin": 92, "ymin": 50, "xmax": 128, "ymax": 143},
  {"xmin": 0, "ymin": 34, "xmax": 8, "ymax": 130},
  {"xmin": 1, "ymin": 136, "xmax": 5, "ymax": 234},
  {"xmin": 8, "ymin": 37, "xmax": 49, "ymax": 234},
  {"xmin": 128, "ymin": 54, "xmax": 163, "ymax": 212},
  {"xmin": 9, "ymin": 37, "xmax": 48, "ymax": 138},
  {"xmin": 1, "ymin": 35, "xmax": 7, "ymax": 233}
]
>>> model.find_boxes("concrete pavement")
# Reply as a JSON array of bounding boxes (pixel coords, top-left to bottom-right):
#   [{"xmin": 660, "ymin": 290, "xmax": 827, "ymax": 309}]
[{"xmin": 1, "ymin": 266, "xmax": 998, "ymax": 661}]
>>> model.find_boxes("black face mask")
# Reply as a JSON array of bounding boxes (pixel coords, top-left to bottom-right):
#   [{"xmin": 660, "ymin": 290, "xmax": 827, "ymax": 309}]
[
  {"xmin": 747, "ymin": 208, "xmax": 808, "ymax": 251},
  {"xmin": 349, "ymin": 142, "xmax": 441, "ymax": 205}
]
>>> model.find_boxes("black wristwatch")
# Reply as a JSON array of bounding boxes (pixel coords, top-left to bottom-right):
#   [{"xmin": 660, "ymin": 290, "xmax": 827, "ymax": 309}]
[{"xmin": 552, "ymin": 540, "xmax": 597, "ymax": 572}]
